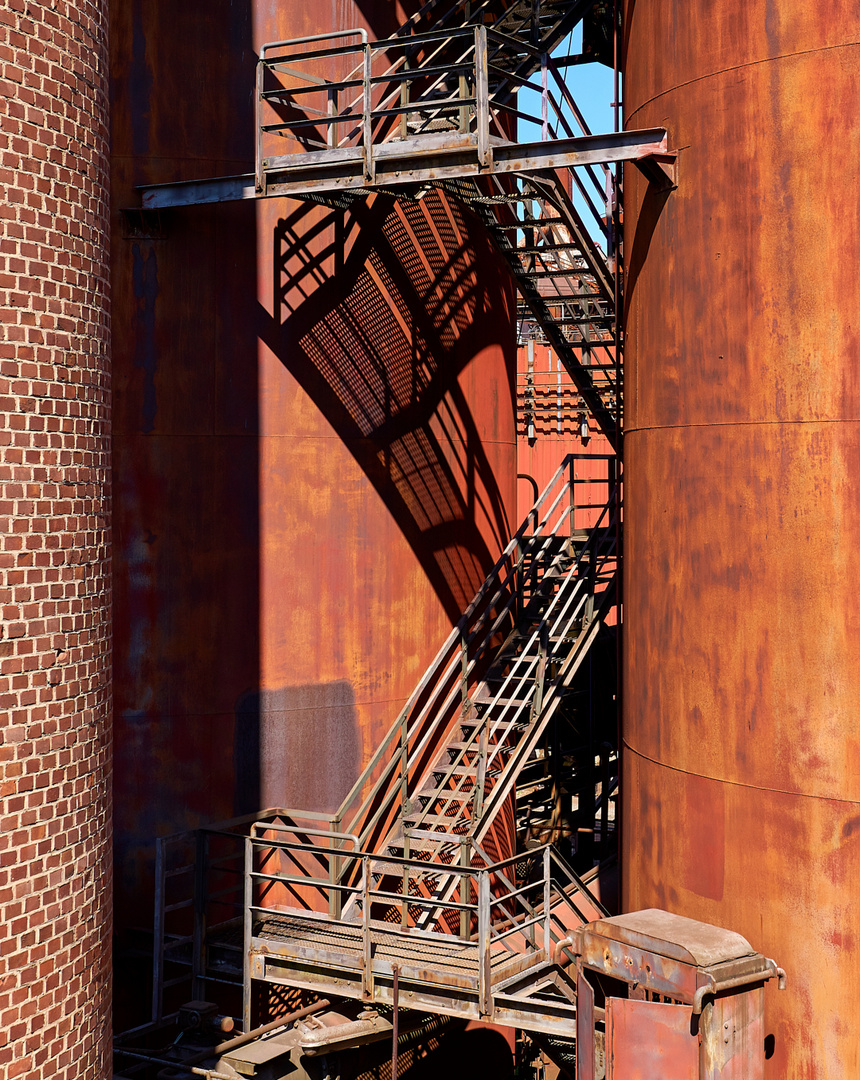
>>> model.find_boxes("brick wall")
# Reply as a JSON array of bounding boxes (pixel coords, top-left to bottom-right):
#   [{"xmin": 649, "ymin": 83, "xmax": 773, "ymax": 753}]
[{"xmin": 0, "ymin": 1, "xmax": 111, "ymax": 1078}]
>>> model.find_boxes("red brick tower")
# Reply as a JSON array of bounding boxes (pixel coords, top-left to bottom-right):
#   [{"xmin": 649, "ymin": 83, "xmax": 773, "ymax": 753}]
[{"xmin": 0, "ymin": 1, "xmax": 111, "ymax": 1077}]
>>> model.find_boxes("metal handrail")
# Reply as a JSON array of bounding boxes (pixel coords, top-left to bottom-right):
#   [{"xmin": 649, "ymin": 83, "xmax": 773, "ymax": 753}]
[
  {"xmin": 244, "ymin": 831, "xmax": 605, "ymax": 1022},
  {"xmin": 255, "ymin": 23, "xmax": 613, "ymax": 241}
]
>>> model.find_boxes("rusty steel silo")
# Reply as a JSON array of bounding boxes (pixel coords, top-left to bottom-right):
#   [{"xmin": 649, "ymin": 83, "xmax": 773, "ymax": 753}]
[
  {"xmin": 110, "ymin": 0, "xmax": 517, "ymax": 1021},
  {"xmin": 622, "ymin": 0, "xmax": 860, "ymax": 1075}
]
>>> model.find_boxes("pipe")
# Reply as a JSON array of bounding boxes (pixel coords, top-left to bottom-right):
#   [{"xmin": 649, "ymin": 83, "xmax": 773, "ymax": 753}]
[
  {"xmin": 692, "ymin": 964, "xmax": 784, "ymax": 1015},
  {"xmin": 392, "ymin": 966, "xmax": 400, "ymax": 1080},
  {"xmin": 518, "ymin": 473, "xmax": 539, "ymax": 504},
  {"xmin": 551, "ymin": 933, "xmax": 578, "ymax": 966},
  {"xmin": 116, "ymin": 999, "xmax": 331, "ymax": 1072},
  {"xmin": 189, "ymin": 999, "xmax": 331, "ymax": 1064}
]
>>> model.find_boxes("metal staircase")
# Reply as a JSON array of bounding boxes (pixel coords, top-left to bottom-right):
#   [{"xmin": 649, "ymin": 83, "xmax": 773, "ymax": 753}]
[
  {"xmin": 139, "ymin": 0, "xmax": 676, "ymax": 448},
  {"xmin": 139, "ymin": 456, "xmax": 619, "ymax": 1051},
  {"xmin": 240, "ymin": 453, "xmax": 618, "ymax": 1035}
]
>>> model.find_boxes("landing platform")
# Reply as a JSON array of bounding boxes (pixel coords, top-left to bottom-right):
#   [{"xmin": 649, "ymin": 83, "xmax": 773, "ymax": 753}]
[{"xmin": 250, "ymin": 910, "xmax": 578, "ymax": 1038}]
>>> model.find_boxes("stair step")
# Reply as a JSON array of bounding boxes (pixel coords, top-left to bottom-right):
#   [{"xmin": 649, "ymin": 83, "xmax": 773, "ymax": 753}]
[
  {"xmin": 462, "ymin": 715, "xmax": 527, "ymax": 734},
  {"xmin": 403, "ymin": 812, "xmax": 469, "ymax": 829},
  {"xmin": 418, "ymin": 788, "xmax": 473, "ymax": 804},
  {"xmin": 474, "ymin": 686, "xmax": 532, "ymax": 707},
  {"xmin": 494, "ymin": 961, "xmax": 579, "ymax": 1006},
  {"xmin": 435, "ymin": 762, "xmax": 478, "ymax": 777},
  {"xmin": 484, "ymin": 656, "xmax": 542, "ymax": 679},
  {"xmin": 491, "ymin": 952, "xmax": 549, "ymax": 990}
]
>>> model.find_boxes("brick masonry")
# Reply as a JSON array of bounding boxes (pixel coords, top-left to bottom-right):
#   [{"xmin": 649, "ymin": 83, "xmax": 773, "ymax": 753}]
[{"xmin": 0, "ymin": 1, "xmax": 111, "ymax": 1078}]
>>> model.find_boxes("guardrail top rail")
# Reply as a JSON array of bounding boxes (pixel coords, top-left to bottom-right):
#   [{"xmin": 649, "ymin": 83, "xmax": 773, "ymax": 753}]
[{"xmin": 244, "ymin": 827, "xmax": 607, "ymax": 1028}]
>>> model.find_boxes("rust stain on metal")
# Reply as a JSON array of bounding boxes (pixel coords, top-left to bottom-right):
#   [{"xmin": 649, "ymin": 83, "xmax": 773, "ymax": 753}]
[
  {"xmin": 606, "ymin": 999, "xmax": 697, "ymax": 1079},
  {"xmin": 623, "ymin": 1, "xmax": 860, "ymax": 1075}
]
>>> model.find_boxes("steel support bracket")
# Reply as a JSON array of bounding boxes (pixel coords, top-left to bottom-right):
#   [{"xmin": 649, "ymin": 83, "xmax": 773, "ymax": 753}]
[{"xmin": 633, "ymin": 151, "xmax": 678, "ymax": 192}]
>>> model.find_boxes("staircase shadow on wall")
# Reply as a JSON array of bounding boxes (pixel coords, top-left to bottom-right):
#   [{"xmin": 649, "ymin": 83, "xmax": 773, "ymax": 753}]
[{"xmin": 257, "ymin": 189, "xmax": 517, "ymax": 623}]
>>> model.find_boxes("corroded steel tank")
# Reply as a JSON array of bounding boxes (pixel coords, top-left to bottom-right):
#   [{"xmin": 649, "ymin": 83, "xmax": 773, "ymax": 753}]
[
  {"xmin": 110, "ymin": 0, "xmax": 516, "ymax": 1009},
  {"xmin": 622, "ymin": 1, "xmax": 860, "ymax": 1075}
]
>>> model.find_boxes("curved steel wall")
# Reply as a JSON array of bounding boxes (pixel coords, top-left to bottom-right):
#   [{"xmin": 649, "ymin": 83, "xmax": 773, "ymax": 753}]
[
  {"xmin": 622, "ymin": 2, "xmax": 860, "ymax": 1075},
  {"xmin": 110, "ymin": 0, "xmax": 517, "ymax": 1004}
]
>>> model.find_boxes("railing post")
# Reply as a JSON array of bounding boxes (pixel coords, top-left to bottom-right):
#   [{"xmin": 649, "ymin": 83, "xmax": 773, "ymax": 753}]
[
  {"xmin": 255, "ymin": 57, "xmax": 265, "ymax": 194},
  {"xmin": 543, "ymin": 846, "xmax": 551, "ymax": 957},
  {"xmin": 609, "ymin": 454, "xmax": 618, "ymax": 518},
  {"xmin": 400, "ymin": 74, "xmax": 409, "ymax": 140},
  {"xmin": 569, "ymin": 456, "xmax": 576, "ymax": 537},
  {"xmin": 243, "ymin": 836, "xmax": 253, "ymax": 1034},
  {"xmin": 151, "ymin": 839, "xmax": 165, "ymax": 1023},
  {"xmin": 400, "ymin": 714, "xmax": 409, "ymax": 816},
  {"xmin": 475, "ymin": 26, "xmax": 490, "ymax": 169},
  {"xmin": 584, "ymin": 544, "xmax": 597, "ymax": 626},
  {"xmin": 361, "ymin": 859, "xmax": 373, "ymax": 998},
  {"xmin": 513, "ymin": 540, "xmax": 523, "ymax": 622},
  {"xmin": 541, "ymin": 53, "xmax": 548, "ymax": 141},
  {"xmin": 472, "ymin": 719, "xmax": 488, "ymax": 822},
  {"xmin": 459, "ymin": 71, "xmax": 468, "ymax": 134},
  {"xmin": 328, "ymin": 87, "xmax": 338, "ymax": 149},
  {"xmin": 600, "ymin": 743, "xmax": 612, "ymax": 853},
  {"xmin": 363, "ymin": 43, "xmax": 374, "ymax": 182},
  {"xmin": 459, "ymin": 838, "xmax": 471, "ymax": 940},
  {"xmin": 192, "ymin": 830, "xmax": 208, "ymax": 1002},
  {"xmin": 478, "ymin": 871, "xmax": 492, "ymax": 1016},
  {"xmin": 401, "ymin": 831, "xmax": 410, "ymax": 929},
  {"xmin": 531, "ymin": 621, "xmax": 548, "ymax": 721},
  {"xmin": 460, "ymin": 629, "xmax": 470, "ymax": 715},
  {"xmin": 329, "ymin": 817, "xmax": 343, "ymax": 920}
]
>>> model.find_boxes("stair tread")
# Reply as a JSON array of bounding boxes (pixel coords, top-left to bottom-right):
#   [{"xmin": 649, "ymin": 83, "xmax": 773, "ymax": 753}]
[
  {"xmin": 474, "ymin": 688, "xmax": 532, "ymax": 706},
  {"xmin": 403, "ymin": 811, "xmax": 469, "ymax": 829},
  {"xmin": 418, "ymin": 788, "xmax": 473, "ymax": 803}
]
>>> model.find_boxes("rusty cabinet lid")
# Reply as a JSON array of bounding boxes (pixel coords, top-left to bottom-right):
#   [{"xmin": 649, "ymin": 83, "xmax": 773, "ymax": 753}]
[{"xmin": 585, "ymin": 908, "xmax": 755, "ymax": 968}]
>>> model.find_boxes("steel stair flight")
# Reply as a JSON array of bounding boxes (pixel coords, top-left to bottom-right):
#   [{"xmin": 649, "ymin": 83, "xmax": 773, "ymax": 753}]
[{"xmin": 241, "ymin": 455, "xmax": 618, "ymax": 1037}]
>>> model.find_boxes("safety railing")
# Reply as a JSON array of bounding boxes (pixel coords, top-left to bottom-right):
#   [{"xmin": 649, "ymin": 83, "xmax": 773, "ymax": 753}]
[
  {"xmin": 150, "ymin": 809, "xmax": 291, "ymax": 1025},
  {"xmin": 255, "ymin": 24, "xmax": 615, "ymax": 233},
  {"xmin": 255, "ymin": 26, "xmax": 492, "ymax": 190},
  {"xmin": 243, "ymin": 824, "xmax": 606, "ymax": 1023}
]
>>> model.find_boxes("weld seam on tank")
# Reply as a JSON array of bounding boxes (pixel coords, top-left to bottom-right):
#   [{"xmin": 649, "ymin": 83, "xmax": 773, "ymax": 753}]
[
  {"xmin": 624, "ymin": 741, "xmax": 860, "ymax": 805},
  {"xmin": 625, "ymin": 38, "xmax": 860, "ymax": 125}
]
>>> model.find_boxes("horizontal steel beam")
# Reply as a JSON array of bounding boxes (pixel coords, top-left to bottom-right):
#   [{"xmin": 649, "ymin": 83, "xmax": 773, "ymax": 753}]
[
  {"xmin": 137, "ymin": 127, "xmax": 670, "ymax": 209},
  {"xmin": 140, "ymin": 174, "xmax": 259, "ymax": 208}
]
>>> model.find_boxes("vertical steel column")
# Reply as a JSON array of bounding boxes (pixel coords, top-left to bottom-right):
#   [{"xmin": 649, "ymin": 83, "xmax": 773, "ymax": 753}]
[
  {"xmin": 243, "ymin": 837, "xmax": 253, "ymax": 1032},
  {"xmin": 478, "ymin": 871, "xmax": 492, "ymax": 1016},
  {"xmin": 152, "ymin": 840, "xmax": 166, "ymax": 1023},
  {"xmin": 475, "ymin": 26, "xmax": 490, "ymax": 169}
]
